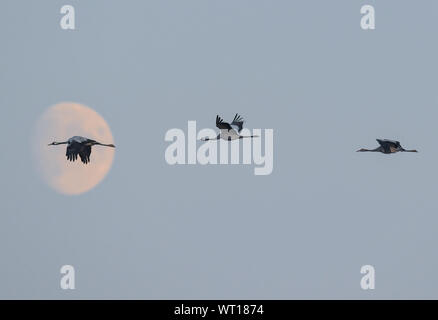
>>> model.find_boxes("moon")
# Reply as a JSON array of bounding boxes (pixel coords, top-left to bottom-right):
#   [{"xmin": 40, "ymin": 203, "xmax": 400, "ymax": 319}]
[{"xmin": 33, "ymin": 102, "xmax": 116, "ymax": 195}]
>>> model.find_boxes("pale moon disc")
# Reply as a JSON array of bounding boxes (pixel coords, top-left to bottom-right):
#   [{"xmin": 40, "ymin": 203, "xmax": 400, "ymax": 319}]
[{"xmin": 33, "ymin": 102, "xmax": 116, "ymax": 195}]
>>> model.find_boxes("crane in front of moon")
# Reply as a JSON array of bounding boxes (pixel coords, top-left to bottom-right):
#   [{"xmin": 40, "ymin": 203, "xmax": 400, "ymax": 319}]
[
  {"xmin": 201, "ymin": 114, "xmax": 259, "ymax": 141},
  {"xmin": 357, "ymin": 139, "xmax": 418, "ymax": 154},
  {"xmin": 48, "ymin": 136, "xmax": 115, "ymax": 164}
]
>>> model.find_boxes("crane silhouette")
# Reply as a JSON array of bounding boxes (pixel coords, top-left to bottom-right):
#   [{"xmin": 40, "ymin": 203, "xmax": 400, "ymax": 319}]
[
  {"xmin": 357, "ymin": 139, "xmax": 417, "ymax": 154},
  {"xmin": 48, "ymin": 136, "xmax": 115, "ymax": 164},
  {"xmin": 201, "ymin": 114, "xmax": 258, "ymax": 141}
]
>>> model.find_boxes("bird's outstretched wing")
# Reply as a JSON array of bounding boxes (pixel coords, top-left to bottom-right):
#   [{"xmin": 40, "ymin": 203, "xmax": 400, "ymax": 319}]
[
  {"xmin": 79, "ymin": 145, "xmax": 92, "ymax": 164},
  {"xmin": 66, "ymin": 141, "xmax": 80, "ymax": 162},
  {"xmin": 230, "ymin": 113, "xmax": 244, "ymax": 133},
  {"xmin": 377, "ymin": 139, "xmax": 400, "ymax": 147},
  {"xmin": 216, "ymin": 115, "xmax": 232, "ymax": 130}
]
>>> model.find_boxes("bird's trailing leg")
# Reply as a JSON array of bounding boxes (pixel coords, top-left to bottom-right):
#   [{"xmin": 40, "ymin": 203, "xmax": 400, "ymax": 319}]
[{"xmin": 94, "ymin": 142, "xmax": 116, "ymax": 148}]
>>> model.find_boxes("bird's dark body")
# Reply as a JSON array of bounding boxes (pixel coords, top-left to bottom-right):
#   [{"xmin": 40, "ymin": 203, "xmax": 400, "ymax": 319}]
[
  {"xmin": 66, "ymin": 141, "xmax": 92, "ymax": 164},
  {"xmin": 49, "ymin": 136, "xmax": 115, "ymax": 164},
  {"xmin": 357, "ymin": 139, "xmax": 417, "ymax": 154},
  {"xmin": 376, "ymin": 139, "xmax": 402, "ymax": 154}
]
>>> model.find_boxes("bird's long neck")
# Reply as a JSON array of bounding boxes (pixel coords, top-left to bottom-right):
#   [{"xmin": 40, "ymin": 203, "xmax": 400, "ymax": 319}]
[
  {"xmin": 201, "ymin": 134, "xmax": 220, "ymax": 141},
  {"xmin": 358, "ymin": 147, "xmax": 380, "ymax": 152}
]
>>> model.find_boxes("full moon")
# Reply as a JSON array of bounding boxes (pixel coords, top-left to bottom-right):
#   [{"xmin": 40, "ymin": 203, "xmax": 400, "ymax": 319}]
[{"xmin": 33, "ymin": 102, "xmax": 116, "ymax": 195}]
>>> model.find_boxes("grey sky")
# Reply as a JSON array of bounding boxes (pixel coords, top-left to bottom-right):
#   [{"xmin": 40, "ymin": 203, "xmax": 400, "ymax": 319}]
[{"xmin": 1, "ymin": 0, "xmax": 437, "ymax": 299}]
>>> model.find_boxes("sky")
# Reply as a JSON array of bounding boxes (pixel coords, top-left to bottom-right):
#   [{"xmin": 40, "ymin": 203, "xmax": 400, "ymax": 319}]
[{"xmin": 1, "ymin": 0, "xmax": 438, "ymax": 299}]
